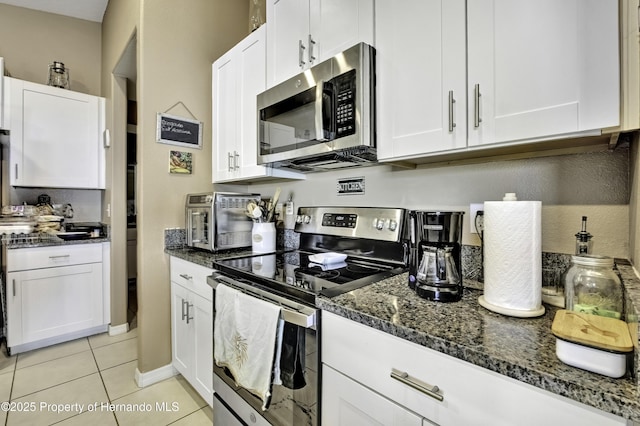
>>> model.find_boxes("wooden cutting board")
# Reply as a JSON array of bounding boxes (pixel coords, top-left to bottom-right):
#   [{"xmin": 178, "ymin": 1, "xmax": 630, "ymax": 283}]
[{"xmin": 551, "ymin": 310, "xmax": 633, "ymax": 353}]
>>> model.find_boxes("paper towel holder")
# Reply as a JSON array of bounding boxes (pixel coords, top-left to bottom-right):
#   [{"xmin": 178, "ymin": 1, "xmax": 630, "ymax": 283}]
[{"xmin": 478, "ymin": 193, "xmax": 545, "ymax": 318}]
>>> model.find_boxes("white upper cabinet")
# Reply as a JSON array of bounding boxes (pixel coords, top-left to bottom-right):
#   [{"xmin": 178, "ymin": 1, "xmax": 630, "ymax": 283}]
[
  {"xmin": 7, "ymin": 77, "xmax": 106, "ymax": 189},
  {"xmin": 377, "ymin": 0, "xmax": 620, "ymax": 161},
  {"xmin": 467, "ymin": 0, "xmax": 619, "ymax": 148},
  {"xmin": 376, "ymin": 0, "xmax": 467, "ymax": 159},
  {"xmin": 212, "ymin": 25, "xmax": 304, "ymax": 183},
  {"xmin": 266, "ymin": 0, "xmax": 374, "ymax": 88}
]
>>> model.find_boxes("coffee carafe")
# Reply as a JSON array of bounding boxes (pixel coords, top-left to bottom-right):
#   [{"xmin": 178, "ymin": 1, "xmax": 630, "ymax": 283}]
[{"xmin": 409, "ymin": 211, "xmax": 464, "ymax": 302}]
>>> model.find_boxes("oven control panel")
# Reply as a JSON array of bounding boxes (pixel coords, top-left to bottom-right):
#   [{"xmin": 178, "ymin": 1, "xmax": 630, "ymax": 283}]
[
  {"xmin": 321, "ymin": 213, "xmax": 357, "ymax": 228},
  {"xmin": 295, "ymin": 207, "xmax": 405, "ymax": 242}
]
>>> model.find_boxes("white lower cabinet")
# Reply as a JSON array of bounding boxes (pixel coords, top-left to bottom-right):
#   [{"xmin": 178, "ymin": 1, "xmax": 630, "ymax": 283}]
[
  {"xmin": 323, "ymin": 365, "xmax": 423, "ymax": 426},
  {"xmin": 321, "ymin": 311, "xmax": 626, "ymax": 426},
  {"xmin": 169, "ymin": 256, "xmax": 213, "ymax": 407},
  {"xmin": 6, "ymin": 243, "xmax": 110, "ymax": 354}
]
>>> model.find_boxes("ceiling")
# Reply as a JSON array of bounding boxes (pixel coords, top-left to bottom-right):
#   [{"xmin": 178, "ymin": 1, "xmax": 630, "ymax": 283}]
[{"xmin": 0, "ymin": 0, "xmax": 108, "ymax": 22}]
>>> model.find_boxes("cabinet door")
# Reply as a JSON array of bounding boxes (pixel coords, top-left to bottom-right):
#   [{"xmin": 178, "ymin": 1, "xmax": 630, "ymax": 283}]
[
  {"xmin": 467, "ymin": 0, "xmax": 619, "ymax": 147},
  {"xmin": 323, "ymin": 365, "xmax": 423, "ymax": 426},
  {"xmin": 376, "ymin": 0, "xmax": 467, "ymax": 161},
  {"xmin": 237, "ymin": 25, "xmax": 270, "ymax": 180},
  {"xmin": 192, "ymin": 291, "xmax": 213, "ymax": 407},
  {"xmin": 8, "ymin": 78, "xmax": 105, "ymax": 188},
  {"xmin": 212, "ymin": 51, "xmax": 238, "ymax": 183},
  {"xmin": 267, "ymin": 0, "xmax": 310, "ymax": 87},
  {"xmin": 309, "ymin": 0, "xmax": 374, "ymax": 66},
  {"xmin": 171, "ymin": 282, "xmax": 193, "ymax": 378},
  {"xmin": 7, "ymin": 263, "xmax": 103, "ymax": 347}
]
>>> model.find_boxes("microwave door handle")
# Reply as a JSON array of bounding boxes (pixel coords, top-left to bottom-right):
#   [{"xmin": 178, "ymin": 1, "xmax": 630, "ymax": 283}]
[{"xmin": 314, "ymin": 80, "xmax": 328, "ymax": 142}]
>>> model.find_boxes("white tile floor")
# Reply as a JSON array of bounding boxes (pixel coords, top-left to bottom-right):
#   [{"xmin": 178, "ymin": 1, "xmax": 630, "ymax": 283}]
[{"xmin": 0, "ymin": 329, "xmax": 212, "ymax": 425}]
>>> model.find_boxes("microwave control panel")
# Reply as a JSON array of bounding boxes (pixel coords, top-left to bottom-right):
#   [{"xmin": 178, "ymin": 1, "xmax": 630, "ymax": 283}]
[{"xmin": 333, "ymin": 69, "xmax": 356, "ymax": 138}]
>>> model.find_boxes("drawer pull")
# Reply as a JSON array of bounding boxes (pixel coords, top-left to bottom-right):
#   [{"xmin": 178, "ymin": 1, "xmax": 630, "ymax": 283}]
[
  {"xmin": 49, "ymin": 255, "xmax": 71, "ymax": 259},
  {"xmin": 179, "ymin": 274, "xmax": 192, "ymax": 281},
  {"xmin": 390, "ymin": 368, "xmax": 443, "ymax": 402}
]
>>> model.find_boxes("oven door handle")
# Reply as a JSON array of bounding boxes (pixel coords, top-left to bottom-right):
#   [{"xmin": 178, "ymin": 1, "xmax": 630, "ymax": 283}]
[{"xmin": 210, "ymin": 273, "xmax": 317, "ymax": 330}]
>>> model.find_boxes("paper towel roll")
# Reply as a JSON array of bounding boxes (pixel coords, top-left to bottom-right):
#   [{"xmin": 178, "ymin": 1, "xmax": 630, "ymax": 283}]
[{"xmin": 481, "ymin": 196, "xmax": 543, "ymax": 316}]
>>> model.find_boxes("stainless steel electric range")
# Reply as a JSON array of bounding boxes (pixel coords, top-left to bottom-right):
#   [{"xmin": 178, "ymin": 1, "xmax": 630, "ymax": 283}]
[{"xmin": 208, "ymin": 206, "xmax": 408, "ymax": 426}]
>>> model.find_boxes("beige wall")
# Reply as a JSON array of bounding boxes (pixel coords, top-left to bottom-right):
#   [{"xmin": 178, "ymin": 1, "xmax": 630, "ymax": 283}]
[
  {"xmin": 133, "ymin": 0, "xmax": 248, "ymax": 373},
  {"xmin": 0, "ymin": 4, "xmax": 101, "ymax": 95},
  {"xmin": 101, "ymin": 0, "xmax": 140, "ymax": 335}
]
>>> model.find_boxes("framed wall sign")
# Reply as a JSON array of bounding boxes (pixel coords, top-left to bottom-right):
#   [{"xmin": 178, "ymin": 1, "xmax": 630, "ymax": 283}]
[
  {"xmin": 156, "ymin": 113, "xmax": 203, "ymax": 149},
  {"xmin": 169, "ymin": 151, "xmax": 192, "ymax": 174}
]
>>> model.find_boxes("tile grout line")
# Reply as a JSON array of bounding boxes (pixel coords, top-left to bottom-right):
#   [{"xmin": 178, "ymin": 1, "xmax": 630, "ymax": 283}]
[
  {"xmin": 4, "ymin": 342, "xmax": 16, "ymax": 426},
  {"xmin": 88, "ymin": 336, "xmax": 121, "ymax": 426}
]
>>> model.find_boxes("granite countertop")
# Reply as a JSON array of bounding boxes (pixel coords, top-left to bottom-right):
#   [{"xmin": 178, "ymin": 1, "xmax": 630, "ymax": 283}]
[
  {"xmin": 6, "ymin": 236, "xmax": 110, "ymax": 249},
  {"xmin": 165, "ymin": 246, "xmax": 255, "ymax": 268},
  {"xmin": 317, "ymin": 265, "xmax": 640, "ymax": 422}
]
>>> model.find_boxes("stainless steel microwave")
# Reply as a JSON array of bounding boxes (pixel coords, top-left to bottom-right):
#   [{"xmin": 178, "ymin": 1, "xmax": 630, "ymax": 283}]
[
  {"xmin": 185, "ymin": 192, "xmax": 260, "ymax": 252},
  {"xmin": 257, "ymin": 43, "xmax": 376, "ymax": 172}
]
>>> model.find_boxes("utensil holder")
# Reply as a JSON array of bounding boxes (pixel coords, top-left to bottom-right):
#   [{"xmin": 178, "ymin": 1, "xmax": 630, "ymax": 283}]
[{"xmin": 252, "ymin": 222, "xmax": 276, "ymax": 253}]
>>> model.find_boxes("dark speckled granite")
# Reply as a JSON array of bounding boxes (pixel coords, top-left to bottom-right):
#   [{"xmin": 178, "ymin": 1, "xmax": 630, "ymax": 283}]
[
  {"xmin": 317, "ymin": 265, "xmax": 640, "ymax": 422},
  {"xmin": 6, "ymin": 236, "xmax": 110, "ymax": 249},
  {"xmin": 165, "ymin": 246, "xmax": 256, "ymax": 269}
]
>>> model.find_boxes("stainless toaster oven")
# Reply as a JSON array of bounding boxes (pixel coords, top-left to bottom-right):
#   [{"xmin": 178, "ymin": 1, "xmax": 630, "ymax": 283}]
[{"xmin": 185, "ymin": 192, "xmax": 260, "ymax": 252}]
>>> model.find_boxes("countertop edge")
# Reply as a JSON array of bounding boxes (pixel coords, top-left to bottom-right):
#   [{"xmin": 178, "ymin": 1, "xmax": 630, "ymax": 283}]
[{"xmin": 317, "ymin": 275, "xmax": 640, "ymax": 422}]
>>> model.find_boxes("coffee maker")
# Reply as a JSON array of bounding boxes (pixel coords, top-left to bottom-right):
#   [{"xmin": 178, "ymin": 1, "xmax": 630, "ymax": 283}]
[{"xmin": 408, "ymin": 211, "xmax": 464, "ymax": 302}]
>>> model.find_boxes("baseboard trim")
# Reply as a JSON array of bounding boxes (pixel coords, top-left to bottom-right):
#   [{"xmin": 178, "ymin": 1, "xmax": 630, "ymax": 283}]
[
  {"xmin": 135, "ymin": 364, "xmax": 178, "ymax": 388},
  {"xmin": 108, "ymin": 323, "xmax": 129, "ymax": 336},
  {"xmin": 9, "ymin": 324, "xmax": 109, "ymax": 355}
]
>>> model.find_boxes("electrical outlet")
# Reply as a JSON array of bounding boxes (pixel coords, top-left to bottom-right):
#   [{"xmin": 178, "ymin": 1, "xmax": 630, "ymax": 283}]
[{"xmin": 469, "ymin": 203, "xmax": 484, "ymax": 234}]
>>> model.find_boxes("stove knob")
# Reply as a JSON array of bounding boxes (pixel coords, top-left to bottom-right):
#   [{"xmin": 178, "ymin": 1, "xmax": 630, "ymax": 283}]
[
  {"xmin": 303, "ymin": 215, "xmax": 311, "ymax": 224},
  {"xmin": 375, "ymin": 218, "xmax": 384, "ymax": 230},
  {"xmin": 296, "ymin": 215, "xmax": 303, "ymax": 223},
  {"xmin": 388, "ymin": 220, "xmax": 398, "ymax": 231}
]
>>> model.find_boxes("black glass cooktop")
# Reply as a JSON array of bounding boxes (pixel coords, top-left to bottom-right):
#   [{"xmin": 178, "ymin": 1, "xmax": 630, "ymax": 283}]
[{"xmin": 213, "ymin": 249, "xmax": 406, "ymax": 304}]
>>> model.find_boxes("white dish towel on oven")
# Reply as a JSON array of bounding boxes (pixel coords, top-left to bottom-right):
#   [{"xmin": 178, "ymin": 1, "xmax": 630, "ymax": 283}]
[{"xmin": 214, "ymin": 283, "xmax": 282, "ymax": 410}]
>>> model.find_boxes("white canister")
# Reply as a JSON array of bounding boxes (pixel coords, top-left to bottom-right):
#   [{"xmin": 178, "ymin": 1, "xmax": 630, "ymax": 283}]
[{"xmin": 252, "ymin": 222, "xmax": 276, "ymax": 253}]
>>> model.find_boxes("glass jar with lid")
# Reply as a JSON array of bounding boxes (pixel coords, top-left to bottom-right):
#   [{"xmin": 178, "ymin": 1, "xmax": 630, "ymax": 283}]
[{"xmin": 565, "ymin": 255, "xmax": 623, "ymax": 319}]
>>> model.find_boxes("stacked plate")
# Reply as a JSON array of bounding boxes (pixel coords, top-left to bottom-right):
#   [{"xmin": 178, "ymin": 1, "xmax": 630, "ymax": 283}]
[{"xmin": 36, "ymin": 215, "xmax": 64, "ymax": 234}]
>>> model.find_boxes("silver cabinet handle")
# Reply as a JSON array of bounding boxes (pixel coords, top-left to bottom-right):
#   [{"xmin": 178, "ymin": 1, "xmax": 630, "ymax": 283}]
[
  {"xmin": 228, "ymin": 152, "xmax": 233, "ymax": 172},
  {"xmin": 299, "ymin": 39, "xmax": 306, "ymax": 67},
  {"xmin": 308, "ymin": 34, "xmax": 316, "ymax": 63},
  {"xmin": 390, "ymin": 368, "xmax": 443, "ymax": 402},
  {"xmin": 234, "ymin": 151, "xmax": 239, "ymax": 170},
  {"xmin": 179, "ymin": 273, "xmax": 192, "ymax": 281},
  {"xmin": 448, "ymin": 90, "xmax": 456, "ymax": 133},
  {"xmin": 185, "ymin": 302, "xmax": 194, "ymax": 324},
  {"xmin": 12, "ymin": 279, "xmax": 16, "ymax": 297},
  {"xmin": 181, "ymin": 299, "xmax": 187, "ymax": 321},
  {"xmin": 49, "ymin": 255, "xmax": 71, "ymax": 259},
  {"xmin": 14, "ymin": 164, "xmax": 18, "ymax": 180},
  {"xmin": 474, "ymin": 83, "xmax": 482, "ymax": 128}
]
